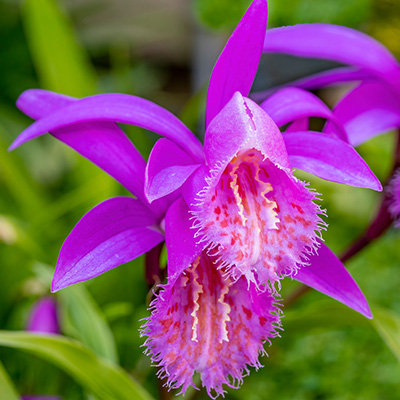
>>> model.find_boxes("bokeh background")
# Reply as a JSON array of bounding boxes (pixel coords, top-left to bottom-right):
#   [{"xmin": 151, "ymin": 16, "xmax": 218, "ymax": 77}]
[{"xmin": 1, "ymin": 0, "xmax": 400, "ymax": 399}]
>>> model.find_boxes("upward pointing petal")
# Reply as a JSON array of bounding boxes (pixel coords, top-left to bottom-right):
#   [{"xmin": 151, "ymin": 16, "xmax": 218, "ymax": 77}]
[{"xmin": 206, "ymin": 0, "xmax": 268, "ymax": 126}]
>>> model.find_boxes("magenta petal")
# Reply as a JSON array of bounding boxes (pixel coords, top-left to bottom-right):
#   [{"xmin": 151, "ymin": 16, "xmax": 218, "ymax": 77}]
[
  {"xmin": 145, "ymin": 139, "xmax": 201, "ymax": 203},
  {"xmin": 293, "ymin": 243, "xmax": 372, "ymax": 318},
  {"xmin": 182, "ymin": 165, "xmax": 210, "ymax": 210},
  {"xmin": 11, "ymin": 93, "xmax": 204, "ymax": 162},
  {"xmin": 17, "ymin": 89, "xmax": 75, "ymax": 116},
  {"xmin": 164, "ymin": 197, "xmax": 204, "ymax": 278},
  {"xmin": 27, "ymin": 297, "xmax": 60, "ymax": 334},
  {"xmin": 52, "ymin": 197, "xmax": 164, "ymax": 292},
  {"xmin": 206, "ymin": 0, "xmax": 268, "ymax": 126},
  {"xmin": 326, "ymin": 82, "xmax": 400, "ymax": 146},
  {"xmin": 261, "ymin": 87, "xmax": 348, "ymax": 142},
  {"xmin": 263, "ymin": 24, "xmax": 400, "ymax": 93},
  {"xmin": 284, "ymin": 131, "xmax": 382, "ymax": 191},
  {"xmin": 205, "ymin": 92, "xmax": 290, "ymax": 171},
  {"xmin": 195, "ymin": 147, "xmax": 325, "ymax": 286},
  {"xmin": 16, "ymin": 89, "xmax": 149, "ymax": 205},
  {"xmin": 251, "ymin": 67, "xmax": 372, "ymax": 103},
  {"xmin": 286, "ymin": 118, "xmax": 309, "ymax": 133}
]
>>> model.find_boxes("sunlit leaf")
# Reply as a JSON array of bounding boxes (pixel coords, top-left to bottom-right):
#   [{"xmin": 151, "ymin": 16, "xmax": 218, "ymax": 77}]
[
  {"xmin": 0, "ymin": 361, "xmax": 19, "ymax": 400},
  {"xmin": 371, "ymin": 306, "xmax": 400, "ymax": 363},
  {"xmin": 0, "ymin": 331, "xmax": 154, "ymax": 400},
  {"xmin": 59, "ymin": 284, "xmax": 119, "ymax": 363},
  {"xmin": 22, "ymin": 0, "xmax": 97, "ymax": 96}
]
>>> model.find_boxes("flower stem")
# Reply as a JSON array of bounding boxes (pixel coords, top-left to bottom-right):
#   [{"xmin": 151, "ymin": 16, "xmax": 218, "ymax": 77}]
[{"xmin": 144, "ymin": 242, "xmax": 172, "ymax": 400}]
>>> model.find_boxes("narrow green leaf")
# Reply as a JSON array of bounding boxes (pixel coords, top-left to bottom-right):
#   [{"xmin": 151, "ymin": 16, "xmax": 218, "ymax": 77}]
[
  {"xmin": 0, "ymin": 124, "xmax": 46, "ymax": 218},
  {"xmin": 371, "ymin": 306, "xmax": 400, "ymax": 363},
  {"xmin": 59, "ymin": 284, "xmax": 119, "ymax": 363},
  {"xmin": 22, "ymin": 0, "xmax": 97, "ymax": 96},
  {"xmin": 0, "ymin": 361, "xmax": 20, "ymax": 400},
  {"xmin": 0, "ymin": 331, "xmax": 154, "ymax": 400}
]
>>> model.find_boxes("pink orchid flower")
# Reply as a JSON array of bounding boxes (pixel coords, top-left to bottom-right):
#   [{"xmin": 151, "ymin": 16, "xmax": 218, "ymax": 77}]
[{"xmin": 11, "ymin": 0, "xmax": 380, "ymax": 396}]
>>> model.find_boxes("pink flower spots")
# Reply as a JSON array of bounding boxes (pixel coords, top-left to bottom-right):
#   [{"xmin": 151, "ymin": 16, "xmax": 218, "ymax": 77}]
[
  {"xmin": 192, "ymin": 94, "xmax": 326, "ymax": 287},
  {"xmin": 142, "ymin": 251, "xmax": 281, "ymax": 398}
]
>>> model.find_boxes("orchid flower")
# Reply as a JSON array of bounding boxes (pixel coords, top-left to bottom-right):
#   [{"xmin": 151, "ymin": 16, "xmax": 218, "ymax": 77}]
[
  {"xmin": 27, "ymin": 296, "xmax": 60, "ymax": 334},
  {"xmin": 11, "ymin": 0, "xmax": 380, "ymax": 396},
  {"xmin": 259, "ymin": 22, "xmax": 400, "ymax": 147},
  {"xmin": 22, "ymin": 297, "xmax": 62, "ymax": 400}
]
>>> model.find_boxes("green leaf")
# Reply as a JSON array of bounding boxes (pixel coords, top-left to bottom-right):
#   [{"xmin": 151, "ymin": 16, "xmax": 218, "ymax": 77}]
[
  {"xmin": 193, "ymin": 0, "xmax": 252, "ymax": 30},
  {"xmin": 0, "ymin": 331, "xmax": 154, "ymax": 400},
  {"xmin": 371, "ymin": 306, "xmax": 400, "ymax": 363},
  {"xmin": 58, "ymin": 284, "xmax": 119, "ymax": 363},
  {"xmin": 0, "ymin": 361, "xmax": 19, "ymax": 400},
  {"xmin": 0, "ymin": 124, "xmax": 46, "ymax": 219},
  {"xmin": 284, "ymin": 299, "xmax": 370, "ymax": 335},
  {"xmin": 33, "ymin": 264, "xmax": 118, "ymax": 363},
  {"xmin": 22, "ymin": 0, "xmax": 97, "ymax": 96}
]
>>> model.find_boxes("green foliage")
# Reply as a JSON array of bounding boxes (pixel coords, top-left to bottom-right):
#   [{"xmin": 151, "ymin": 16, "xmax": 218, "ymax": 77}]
[
  {"xmin": 372, "ymin": 307, "xmax": 400, "ymax": 363},
  {"xmin": 194, "ymin": 0, "xmax": 372, "ymax": 31},
  {"xmin": 194, "ymin": 0, "xmax": 252, "ymax": 30},
  {"xmin": 58, "ymin": 284, "xmax": 119, "ymax": 363},
  {"xmin": 0, "ymin": 361, "xmax": 19, "ymax": 400},
  {"xmin": 268, "ymin": 0, "xmax": 372, "ymax": 28},
  {"xmin": 0, "ymin": 331, "xmax": 154, "ymax": 400},
  {"xmin": 22, "ymin": 0, "xmax": 97, "ymax": 96},
  {"xmin": 1, "ymin": 0, "xmax": 400, "ymax": 398}
]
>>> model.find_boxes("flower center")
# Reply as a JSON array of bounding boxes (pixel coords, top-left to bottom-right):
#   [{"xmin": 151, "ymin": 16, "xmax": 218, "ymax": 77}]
[
  {"xmin": 227, "ymin": 151, "xmax": 280, "ymax": 264},
  {"xmin": 194, "ymin": 148, "xmax": 323, "ymax": 286}
]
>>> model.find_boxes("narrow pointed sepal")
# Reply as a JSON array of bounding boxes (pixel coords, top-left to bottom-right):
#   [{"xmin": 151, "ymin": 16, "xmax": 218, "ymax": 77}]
[{"xmin": 293, "ymin": 242, "xmax": 372, "ymax": 318}]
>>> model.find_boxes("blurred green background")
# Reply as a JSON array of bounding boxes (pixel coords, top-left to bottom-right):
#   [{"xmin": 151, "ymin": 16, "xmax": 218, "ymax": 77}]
[{"xmin": 1, "ymin": 0, "xmax": 400, "ymax": 399}]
